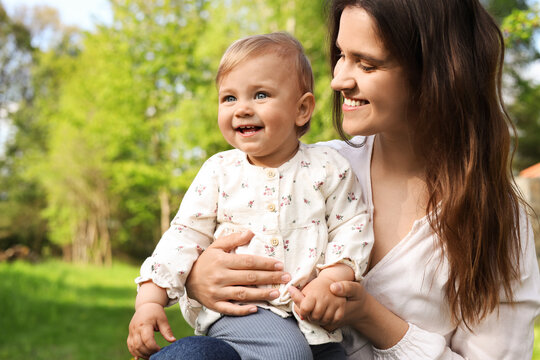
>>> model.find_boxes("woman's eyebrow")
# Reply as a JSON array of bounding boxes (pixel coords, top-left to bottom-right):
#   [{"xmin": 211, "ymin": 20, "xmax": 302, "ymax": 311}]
[{"xmin": 335, "ymin": 41, "xmax": 387, "ymax": 66}]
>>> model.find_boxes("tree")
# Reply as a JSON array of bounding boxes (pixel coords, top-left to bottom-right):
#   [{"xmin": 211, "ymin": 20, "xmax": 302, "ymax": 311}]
[{"xmin": 500, "ymin": 4, "xmax": 540, "ymax": 169}]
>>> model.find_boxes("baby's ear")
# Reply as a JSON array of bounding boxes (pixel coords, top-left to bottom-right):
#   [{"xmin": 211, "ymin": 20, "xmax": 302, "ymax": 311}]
[{"xmin": 295, "ymin": 92, "xmax": 315, "ymax": 127}]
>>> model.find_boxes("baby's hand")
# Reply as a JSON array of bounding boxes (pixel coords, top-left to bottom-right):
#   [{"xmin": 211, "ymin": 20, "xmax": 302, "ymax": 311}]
[
  {"xmin": 290, "ymin": 276, "xmax": 347, "ymax": 327},
  {"xmin": 127, "ymin": 303, "xmax": 176, "ymax": 360}
]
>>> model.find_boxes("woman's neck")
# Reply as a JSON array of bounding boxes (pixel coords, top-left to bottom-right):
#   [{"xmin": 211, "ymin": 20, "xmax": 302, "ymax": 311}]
[{"xmin": 372, "ymin": 132, "xmax": 425, "ymax": 178}]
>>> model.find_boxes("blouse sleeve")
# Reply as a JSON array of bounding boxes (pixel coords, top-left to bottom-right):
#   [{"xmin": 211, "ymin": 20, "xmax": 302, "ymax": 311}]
[
  {"xmin": 318, "ymin": 150, "xmax": 374, "ymax": 280},
  {"xmin": 135, "ymin": 157, "xmax": 220, "ymax": 306},
  {"xmin": 371, "ymin": 216, "xmax": 540, "ymax": 360}
]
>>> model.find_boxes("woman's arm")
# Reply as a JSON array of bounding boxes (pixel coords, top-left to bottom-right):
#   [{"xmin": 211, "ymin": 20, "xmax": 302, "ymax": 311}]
[
  {"xmin": 185, "ymin": 230, "xmax": 292, "ymax": 316},
  {"xmin": 289, "ymin": 280, "xmax": 408, "ymax": 350},
  {"xmin": 323, "ymin": 227, "xmax": 540, "ymax": 360}
]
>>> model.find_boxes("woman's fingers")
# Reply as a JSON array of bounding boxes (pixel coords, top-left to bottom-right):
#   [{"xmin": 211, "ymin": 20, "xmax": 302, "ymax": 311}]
[
  {"xmin": 227, "ymin": 253, "xmax": 284, "ymax": 271},
  {"xmin": 214, "ymin": 300, "xmax": 259, "ymax": 316},
  {"xmin": 209, "ymin": 230, "xmax": 255, "ymax": 252},
  {"xmin": 212, "ymin": 268, "xmax": 290, "ymax": 287},
  {"xmin": 330, "ymin": 280, "xmax": 363, "ymax": 299}
]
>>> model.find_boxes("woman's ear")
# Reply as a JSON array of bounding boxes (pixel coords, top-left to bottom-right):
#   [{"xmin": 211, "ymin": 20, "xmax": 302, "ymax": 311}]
[{"xmin": 295, "ymin": 92, "xmax": 315, "ymax": 127}]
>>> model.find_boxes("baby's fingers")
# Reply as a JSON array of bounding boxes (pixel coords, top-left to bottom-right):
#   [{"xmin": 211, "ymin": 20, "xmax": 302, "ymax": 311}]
[
  {"xmin": 140, "ymin": 326, "xmax": 161, "ymax": 355},
  {"xmin": 298, "ymin": 295, "xmax": 316, "ymax": 320},
  {"xmin": 288, "ymin": 286, "xmax": 304, "ymax": 317},
  {"xmin": 127, "ymin": 328, "xmax": 157, "ymax": 360},
  {"xmin": 157, "ymin": 317, "xmax": 176, "ymax": 343}
]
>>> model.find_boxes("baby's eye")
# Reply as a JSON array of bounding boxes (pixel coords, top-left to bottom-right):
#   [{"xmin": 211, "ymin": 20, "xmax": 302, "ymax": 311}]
[
  {"xmin": 223, "ymin": 95, "xmax": 236, "ymax": 102},
  {"xmin": 255, "ymin": 92, "xmax": 268, "ymax": 100}
]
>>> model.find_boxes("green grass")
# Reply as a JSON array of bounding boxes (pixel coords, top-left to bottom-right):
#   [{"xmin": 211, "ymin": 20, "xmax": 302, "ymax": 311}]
[
  {"xmin": 536, "ymin": 319, "xmax": 540, "ymax": 360},
  {"xmin": 0, "ymin": 260, "xmax": 193, "ymax": 360},
  {"xmin": 1, "ymin": 260, "xmax": 539, "ymax": 359}
]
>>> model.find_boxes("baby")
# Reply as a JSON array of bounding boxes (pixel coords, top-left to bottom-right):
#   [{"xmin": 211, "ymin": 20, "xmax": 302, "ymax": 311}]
[{"xmin": 129, "ymin": 32, "xmax": 373, "ymax": 360}]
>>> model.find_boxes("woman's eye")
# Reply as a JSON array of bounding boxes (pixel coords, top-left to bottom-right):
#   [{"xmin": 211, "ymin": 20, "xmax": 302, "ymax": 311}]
[
  {"xmin": 255, "ymin": 92, "xmax": 267, "ymax": 100},
  {"xmin": 224, "ymin": 95, "xmax": 236, "ymax": 102},
  {"xmin": 360, "ymin": 64, "xmax": 376, "ymax": 72}
]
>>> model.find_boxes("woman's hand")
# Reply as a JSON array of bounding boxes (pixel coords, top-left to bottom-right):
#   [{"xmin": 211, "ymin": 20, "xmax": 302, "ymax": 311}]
[
  {"xmin": 300, "ymin": 279, "xmax": 408, "ymax": 350},
  {"xmin": 289, "ymin": 277, "xmax": 347, "ymax": 327},
  {"xmin": 325, "ymin": 280, "xmax": 370, "ymax": 330},
  {"xmin": 185, "ymin": 231, "xmax": 291, "ymax": 316},
  {"xmin": 289, "ymin": 280, "xmax": 368, "ymax": 331}
]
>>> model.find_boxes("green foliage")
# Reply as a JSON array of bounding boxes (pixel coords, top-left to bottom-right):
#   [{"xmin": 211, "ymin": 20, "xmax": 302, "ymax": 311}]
[
  {"xmin": 501, "ymin": 4, "xmax": 540, "ymax": 169},
  {"xmin": 1, "ymin": 0, "xmax": 539, "ymax": 261},
  {"xmin": 502, "ymin": 6, "xmax": 540, "ymax": 56}
]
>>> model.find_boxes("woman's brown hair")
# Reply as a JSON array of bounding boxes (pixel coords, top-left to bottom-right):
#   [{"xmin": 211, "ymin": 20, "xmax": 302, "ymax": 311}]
[{"xmin": 329, "ymin": 0, "xmax": 525, "ymax": 328}]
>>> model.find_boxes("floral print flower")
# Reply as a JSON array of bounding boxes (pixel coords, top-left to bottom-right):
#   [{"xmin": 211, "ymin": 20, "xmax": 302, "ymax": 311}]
[
  {"xmin": 331, "ymin": 244, "xmax": 344, "ymax": 256},
  {"xmin": 151, "ymin": 263, "xmax": 161, "ymax": 273},
  {"xmin": 313, "ymin": 181, "xmax": 324, "ymax": 191},
  {"xmin": 263, "ymin": 186, "xmax": 275, "ymax": 196},
  {"xmin": 175, "ymin": 224, "xmax": 187, "ymax": 233},
  {"xmin": 196, "ymin": 245, "xmax": 203, "ymax": 254},
  {"xmin": 280, "ymin": 195, "xmax": 292, "ymax": 207},
  {"xmin": 284, "ymin": 240, "xmax": 290, "ymax": 252},
  {"xmin": 352, "ymin": 223, "xmax": 364, "ymax": 232},
  {"xmin": 265, "ymin": 245, "xmax": 276, "ymax": 257}
]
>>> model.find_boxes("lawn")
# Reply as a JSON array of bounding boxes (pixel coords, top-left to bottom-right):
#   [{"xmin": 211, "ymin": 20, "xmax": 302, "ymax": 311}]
[
  {"xmin": 1, "ymin": 260, "xmax": 539, "ymax": 359},
  {"xmin": 0, "ymin": 260, "xmax": 193, "ymax": 360}
]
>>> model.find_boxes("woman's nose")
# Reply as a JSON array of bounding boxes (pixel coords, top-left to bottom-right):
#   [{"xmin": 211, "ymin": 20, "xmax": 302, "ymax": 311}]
[{"xmin": 331, "ymin": 63, "xmax": 356, "ymax": 91}]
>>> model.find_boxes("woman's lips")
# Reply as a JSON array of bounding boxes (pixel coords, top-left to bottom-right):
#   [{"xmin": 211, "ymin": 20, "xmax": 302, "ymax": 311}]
[{"xmin": 343, "ymin": 97, "xmax": 369, "ymax": 111}]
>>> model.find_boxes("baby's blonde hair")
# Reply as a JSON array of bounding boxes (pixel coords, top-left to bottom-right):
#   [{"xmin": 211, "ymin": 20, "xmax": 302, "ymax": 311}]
[{"xmin": 216, "ymin": 32, "xmax": 314, "ymax": 137}]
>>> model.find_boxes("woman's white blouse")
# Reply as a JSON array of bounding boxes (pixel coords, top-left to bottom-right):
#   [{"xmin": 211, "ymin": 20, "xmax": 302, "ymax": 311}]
[{"xmin": 324, "ymin": 136, "xmax": 540, "ymax": 360}]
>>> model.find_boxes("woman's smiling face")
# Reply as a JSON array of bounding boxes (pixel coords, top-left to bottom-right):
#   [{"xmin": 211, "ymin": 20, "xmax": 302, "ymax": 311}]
[{"xmin": 331, "ymin": 6, "xmax": 411, "ymax": 137}]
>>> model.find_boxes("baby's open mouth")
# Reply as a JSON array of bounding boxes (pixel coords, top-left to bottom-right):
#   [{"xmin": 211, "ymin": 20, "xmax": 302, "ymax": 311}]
[{"xmin": 237, "ymin": 126, "xmax": 262, "ymax": 134}]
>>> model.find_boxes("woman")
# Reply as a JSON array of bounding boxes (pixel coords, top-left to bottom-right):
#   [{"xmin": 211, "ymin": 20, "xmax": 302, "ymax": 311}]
[{"xmin": 143, "ymin": 0, "xmax": 540, "ymax": 358}]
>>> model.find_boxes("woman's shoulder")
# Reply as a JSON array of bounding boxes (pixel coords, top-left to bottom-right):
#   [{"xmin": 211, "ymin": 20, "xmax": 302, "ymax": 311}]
[{"xmin": 314, "ymin": 136, "xmax": 373, "ymax": 166}]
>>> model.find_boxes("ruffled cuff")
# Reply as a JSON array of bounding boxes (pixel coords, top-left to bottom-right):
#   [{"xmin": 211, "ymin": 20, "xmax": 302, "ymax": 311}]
[
  {"xmin": 135, "ymin": 257, "xmax": 186, "ymax": 307},
  {"xmin": 372, "ymin": 323, "xmax": 448, "ymax": 360},
  {"xmin": 317, "ymin": 257, "xmax": 363, "ymax": 281}
]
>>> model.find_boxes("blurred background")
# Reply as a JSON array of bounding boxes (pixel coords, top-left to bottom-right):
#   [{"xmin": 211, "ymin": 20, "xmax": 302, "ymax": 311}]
[{"xmin": 0, "ymin": 0, "xmax": 539, "ymax": 358}]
